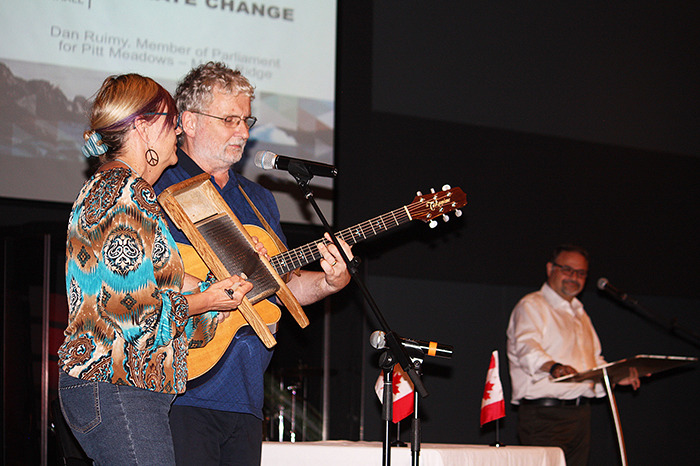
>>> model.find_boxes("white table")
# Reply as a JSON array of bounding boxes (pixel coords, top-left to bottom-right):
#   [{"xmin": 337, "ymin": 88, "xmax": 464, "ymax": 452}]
[{"xmin": 262, "ymin": 441, "xmax": 565, "ymax": 466}]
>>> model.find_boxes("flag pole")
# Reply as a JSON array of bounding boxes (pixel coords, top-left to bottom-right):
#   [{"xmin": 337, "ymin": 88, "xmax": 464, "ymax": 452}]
[
  {"xmin": 491, "ymin": 419, "xmax": 504, "ymax": 447},
  {"xmin": 481, "ymin": 350, "xmax": 506, "ymax": 447}
]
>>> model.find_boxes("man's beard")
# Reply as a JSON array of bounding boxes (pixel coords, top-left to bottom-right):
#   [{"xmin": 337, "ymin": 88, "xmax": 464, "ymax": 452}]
[
  {"xmin": 561, "ymin": 279, "xmax": 583, "ymax": 297},
  {"xmin": 212, "ymin": 138, "xmax": 247, "ymax": 167}
]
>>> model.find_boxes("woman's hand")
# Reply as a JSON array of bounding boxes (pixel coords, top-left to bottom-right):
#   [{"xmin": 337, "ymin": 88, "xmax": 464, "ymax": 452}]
[
  {"xmin": 183, "ymin": 237, "xmax": 266, "ymax": 318},
  {"xmin": 186, "ymin": 274, "xmax": 253, "ymax": 317},
  {"xmin": 204, "ymin": 275, "xmax": 253, "ymax": 310}
]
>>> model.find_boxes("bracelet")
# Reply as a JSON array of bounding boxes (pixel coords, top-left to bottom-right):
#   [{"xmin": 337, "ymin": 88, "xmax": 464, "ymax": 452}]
[{"xmin": 549, "ymin": 363, "xmax": 562, "ymax": 376}]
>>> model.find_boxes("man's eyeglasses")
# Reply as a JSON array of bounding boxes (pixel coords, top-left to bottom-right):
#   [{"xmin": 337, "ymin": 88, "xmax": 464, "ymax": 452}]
[
  {"xmin": 190, "ymin": 111, "xmax": 257, "ymax": 129},
  {"xmin": 552, "ymin": 263, "xmax": 588, "ymax": 278}
]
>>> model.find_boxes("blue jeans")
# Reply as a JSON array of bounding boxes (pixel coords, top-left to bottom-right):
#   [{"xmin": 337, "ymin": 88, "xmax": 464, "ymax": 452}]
[{"xmin": 58, "ymin": 370, "xmax": 176, "ymax": 465}]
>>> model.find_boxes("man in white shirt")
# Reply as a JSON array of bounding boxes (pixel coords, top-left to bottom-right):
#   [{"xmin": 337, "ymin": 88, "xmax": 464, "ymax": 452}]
[{"xmin": 507, "ymin": 245, "xmax": 639, "ymax": 466}]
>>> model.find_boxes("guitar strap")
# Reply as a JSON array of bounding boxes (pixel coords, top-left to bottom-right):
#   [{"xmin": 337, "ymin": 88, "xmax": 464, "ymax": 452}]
[{"xmin": 238, "ymin": 185, "xmax": 301, "ymax": 278}]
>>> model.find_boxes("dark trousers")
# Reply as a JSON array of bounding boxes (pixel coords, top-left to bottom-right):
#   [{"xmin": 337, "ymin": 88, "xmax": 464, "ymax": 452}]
[
  {"xmin": 517, "ymin": 404, "xmax": 591, "ymax": 466},
  {"xmin": 169, "ymin": 405, "xmax": 263, "ymax": 466}
]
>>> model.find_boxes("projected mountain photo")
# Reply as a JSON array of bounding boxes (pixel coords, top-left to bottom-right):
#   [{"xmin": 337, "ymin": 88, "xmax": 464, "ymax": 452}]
[{"xmin": 0, "ymin": 61, "xmax": 86, "ymax": 162}]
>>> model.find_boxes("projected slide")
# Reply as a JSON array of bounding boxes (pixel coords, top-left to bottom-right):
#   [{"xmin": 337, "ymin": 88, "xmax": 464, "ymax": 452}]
[{"xmin": 0, "ymin": 0, "xmax": 336, "ymax": 224}]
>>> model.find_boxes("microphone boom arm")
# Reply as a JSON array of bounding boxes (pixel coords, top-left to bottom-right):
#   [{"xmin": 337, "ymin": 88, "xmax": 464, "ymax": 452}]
[{"xmin": 599, "ymin": 278, "xmax": 700, "ymax": 348}]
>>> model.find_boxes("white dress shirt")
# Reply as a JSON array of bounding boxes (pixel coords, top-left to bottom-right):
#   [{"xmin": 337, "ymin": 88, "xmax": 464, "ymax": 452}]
[{"xmin": 507, "ymin": 283, "xmax": 607, "ymax": 403}]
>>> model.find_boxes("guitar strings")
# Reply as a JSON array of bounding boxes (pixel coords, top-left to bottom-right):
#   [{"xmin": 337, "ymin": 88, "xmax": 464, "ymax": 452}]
[
  {"xmin": 270, "ymin": 206, "xmax": 411, "ymax": 273},
  {"xmin": 269, "ymin": 190, "xmax": 459, "ymax": 274}
]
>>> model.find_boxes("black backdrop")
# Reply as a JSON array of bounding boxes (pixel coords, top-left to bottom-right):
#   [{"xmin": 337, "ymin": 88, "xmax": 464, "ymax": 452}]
[
  {"xmin": 2, "ymin": 1, "xmax": 699, "ymax": 465},
  {"xmin": 326, "ymin": 1, "xmax": 700, "ymax": 465}
]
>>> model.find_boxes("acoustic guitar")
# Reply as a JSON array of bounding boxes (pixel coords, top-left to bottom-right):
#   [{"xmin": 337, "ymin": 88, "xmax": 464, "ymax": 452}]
[{"xmin": 181, "ymin": 186, "xmax": 466, "ymax": 379}]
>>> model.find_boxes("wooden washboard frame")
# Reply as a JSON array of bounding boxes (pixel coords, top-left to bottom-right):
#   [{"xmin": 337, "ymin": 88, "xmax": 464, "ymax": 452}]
[{"xmin": 157, "ymin": 173, "xmax": 308, "ymax": 348}]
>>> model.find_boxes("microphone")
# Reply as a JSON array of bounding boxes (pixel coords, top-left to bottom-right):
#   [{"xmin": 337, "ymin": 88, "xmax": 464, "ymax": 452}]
[
  {"xmin": 597, "ymin": 277, "xmax": 629, "ymax": 301},
  {"xmin": 369, "ymin": 330, "xmax": 453, "ymax": 359},
  {"xmin": 254, "ymin": 150, "xmax": 337, "ymax": 178}
]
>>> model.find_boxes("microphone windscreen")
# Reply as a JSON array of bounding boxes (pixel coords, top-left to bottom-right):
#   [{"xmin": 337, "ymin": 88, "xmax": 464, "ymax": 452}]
[
  {"xmin": 254, "ymin": 150, "xmax": 276, "ymax": 170},
  {"xmin": 369, "ymin": 330, "xmax": 386, "ymax": 349}
]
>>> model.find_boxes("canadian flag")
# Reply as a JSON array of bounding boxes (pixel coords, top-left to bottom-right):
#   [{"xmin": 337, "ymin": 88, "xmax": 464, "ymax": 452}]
[
  {"xmin": 480, "ymin": 350, "xmax": 506, "ymax": 426},
  {"xmin": 374, "ymin": 364, "xmax": 415, "ymax": 423}
]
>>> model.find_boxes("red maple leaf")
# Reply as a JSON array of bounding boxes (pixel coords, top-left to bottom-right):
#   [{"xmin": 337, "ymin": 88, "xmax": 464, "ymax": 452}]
[
  {"xmin": 483, "ymin": 380, "xmax": 494, "ymax": 400},
  {"xmin": 392, "ymin": 370, "xmax": 403, "ymax": 395}
]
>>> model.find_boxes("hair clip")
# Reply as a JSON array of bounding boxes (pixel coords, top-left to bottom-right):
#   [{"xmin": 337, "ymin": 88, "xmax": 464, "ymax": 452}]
[{"xmin": 81, "ymin": 131, "xmax": 108, "ymax": 158}]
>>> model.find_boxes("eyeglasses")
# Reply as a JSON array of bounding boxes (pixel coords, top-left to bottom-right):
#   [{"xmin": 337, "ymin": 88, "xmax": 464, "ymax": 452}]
[
  {"xmin": 552, "ymin": 263, "xmax": 588, "ymax": 278},
  {"xmin": 190, "ymin": 111, "xmax": 257, "ymax": 129}
]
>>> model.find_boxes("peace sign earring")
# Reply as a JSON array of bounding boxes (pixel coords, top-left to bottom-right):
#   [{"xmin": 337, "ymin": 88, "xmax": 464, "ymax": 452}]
[{"xmin": 145, "ymin": 148, "xmax": 159, "ymax": 166}]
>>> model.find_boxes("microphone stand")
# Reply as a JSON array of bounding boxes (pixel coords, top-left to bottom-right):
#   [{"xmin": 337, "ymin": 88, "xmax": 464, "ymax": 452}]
[
  {"xmin": 408, "ymin": 353, "xmax": 424, "ymax": 466},
  {"xmin": 287, "ymin": 164, "xmax": 429, "ymax": 465},
  {"xmin": 378, "ymin": 350, "xmax": 396, "ymax": 466},
  {"xmin": 602, "ymin": 290, "xmax": 700, "ymax": 349},
  {"xmin": 377, "ymin": 346, "xmax": 425, "ymax": 466}
]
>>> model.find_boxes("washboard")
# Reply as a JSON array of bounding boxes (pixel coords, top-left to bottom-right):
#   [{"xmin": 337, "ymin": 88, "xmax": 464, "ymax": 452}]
[{"xmin": 157, "ymin": 173, "xmax": 307, "ymax": 348}]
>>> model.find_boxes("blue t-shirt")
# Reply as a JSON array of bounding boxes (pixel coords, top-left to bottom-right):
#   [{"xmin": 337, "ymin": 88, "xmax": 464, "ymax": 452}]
[{"xmin": 153, "ymin": 148, "xmax": 285, "ymax": 418}]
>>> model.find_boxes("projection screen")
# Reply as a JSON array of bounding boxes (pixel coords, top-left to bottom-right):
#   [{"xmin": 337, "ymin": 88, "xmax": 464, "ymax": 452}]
[{"xmin": 0, "ymin": 0, "xmax": 337, "ymax": 224}]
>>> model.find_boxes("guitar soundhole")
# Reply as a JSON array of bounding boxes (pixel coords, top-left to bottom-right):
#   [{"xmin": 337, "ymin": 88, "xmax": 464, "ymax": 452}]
[{"xmin": 197, "ymin": 217, "xmax": 279, "ymax": 303}]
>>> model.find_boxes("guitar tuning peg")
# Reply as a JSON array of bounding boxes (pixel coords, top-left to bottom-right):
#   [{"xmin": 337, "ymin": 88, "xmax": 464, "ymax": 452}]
[
  {"xmin": 442, "ymin": 214, "xmax": 450, "ymax": 222},
  {"xmin": 454, "ymin": 209, "xmax": 463, "ymax": 217},
  {"xmin": 430, "ymin": 188, "xmax": 436, "ymax": 194},
  {"xmin": 442, "ymin": 184, "xmax": 451, "ymax": 191},
  {"xmin": 429, "ymin": 220, "xmax": 438, "ymax": 229},
  {"xmin": 416, "ymin": 191, "xmax": 423, "ymax": 196}
]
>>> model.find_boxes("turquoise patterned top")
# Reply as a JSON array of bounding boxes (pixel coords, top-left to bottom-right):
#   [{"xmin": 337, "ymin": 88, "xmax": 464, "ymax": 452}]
[{"xmin": 58, "ymin": 167, "xmax": 217, "ymax": 394}]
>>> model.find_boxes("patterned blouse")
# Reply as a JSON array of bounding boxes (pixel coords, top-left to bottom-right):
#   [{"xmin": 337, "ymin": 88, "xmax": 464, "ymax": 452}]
[{"xmin": 58, "ymin": 167, "xmax": 217, "ymax": 394}]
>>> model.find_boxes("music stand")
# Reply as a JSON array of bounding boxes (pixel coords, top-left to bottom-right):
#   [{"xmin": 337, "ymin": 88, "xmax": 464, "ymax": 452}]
[{"xmin": 555, "ymin": 354, "xmax": 697, "ymax": 466}]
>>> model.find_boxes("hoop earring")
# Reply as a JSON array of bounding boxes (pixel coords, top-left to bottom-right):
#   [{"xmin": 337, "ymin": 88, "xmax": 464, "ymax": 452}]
[{"xmin": 145, "ymin": 148, "xmax": 159, "ymax": 166}]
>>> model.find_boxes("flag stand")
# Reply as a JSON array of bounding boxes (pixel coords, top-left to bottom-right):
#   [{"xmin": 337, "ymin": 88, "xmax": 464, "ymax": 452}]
[
  {"xmin": 392, "ymin": 422, "xmax": 407, "ymax": 447},
  {"xmin": 490, "ymin": 419, "xmax": 505, "ymax": 447}
]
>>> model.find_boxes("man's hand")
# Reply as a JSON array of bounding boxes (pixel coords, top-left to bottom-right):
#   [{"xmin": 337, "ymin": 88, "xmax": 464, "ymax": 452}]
[
  {"xmin": 545, "ymin": 361, "xmax": 578, "ymax": 379},
  {"xmin": 317, "ymin": 233, "xmax": 353, "ymax": 292},
  {"xmin": 617, "ymin": 367, "xmax": 641, "ymax": 390},
  {"xmin": 250, "ymin": 235, "xmax": 270, "ymax": 261},
  {"xmin": 286, "ymin": 233, "xmax": 353, "ymax": 305}
]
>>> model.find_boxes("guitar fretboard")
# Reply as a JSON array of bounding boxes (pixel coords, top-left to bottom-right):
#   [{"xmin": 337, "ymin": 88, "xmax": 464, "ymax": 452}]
[
  {"xmin": 270, "ymin": 206, "xmax": 412, "ymax": 275},
  {"xmin": 268, "ymin": 187, "xmax": 465, "ymax": 275}
]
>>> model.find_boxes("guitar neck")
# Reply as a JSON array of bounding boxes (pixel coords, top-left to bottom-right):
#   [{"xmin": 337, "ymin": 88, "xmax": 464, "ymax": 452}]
[{"xmin": 270, "ymin": 205, "xmax": 412, "ymax": 275}]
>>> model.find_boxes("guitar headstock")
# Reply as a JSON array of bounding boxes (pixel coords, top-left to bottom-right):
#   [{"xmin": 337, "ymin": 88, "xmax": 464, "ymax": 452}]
[{"xmin": 409, "ymin": 185, "xmax": 466, "ymax": 228}]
